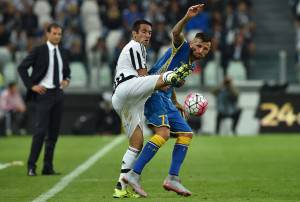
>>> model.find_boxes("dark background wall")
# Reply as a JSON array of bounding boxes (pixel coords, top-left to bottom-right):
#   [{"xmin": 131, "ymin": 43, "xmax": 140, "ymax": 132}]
[{"xmin": 26, "ymin": 93, "xmax": 119, "ymax": 135}]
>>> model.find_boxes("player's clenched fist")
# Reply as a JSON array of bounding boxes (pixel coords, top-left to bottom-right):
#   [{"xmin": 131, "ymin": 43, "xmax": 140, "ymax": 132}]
[{"xmin": 185, "ymin": 4, "xmax": 204, "ymax": 19}]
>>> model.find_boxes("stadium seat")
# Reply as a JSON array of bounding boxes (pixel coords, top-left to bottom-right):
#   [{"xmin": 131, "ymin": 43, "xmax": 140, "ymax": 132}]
[
  {"xmin": 204, "ymin": 61, "xmax": 223, "ymax": 86},
  {"xmin": 3, "ymin": 62, "xmax": 17, "ymax": 82},
  {"xmin": 88, "ymin": 64, "xmax": 111, "ymax": 89},
  {"xmin": 15, "ymin": 51, "xmax": 28, "ymax": 65},
  {"xmin": 0, "ymin": 73, "xmax": 4, "ymax": 88},
  {"xmin": 86, "ymin": 31, "xmax": 101, "ymax": 52},
  {"xmin": 33, "ymin": 0, "xmax": 53, "ymax": 27},
  {"xmin": 69, "ymin": 62, "xmax": 87, "ymax": 88},
  {"xmin": 98, "ymin": 64, "xmax": 112, "ymax": 88},
  {"xmin": 157, "ymin": 45, "xmax": 170, "ymax": 59},
  {"xmin": 81, "ymin": 0, "xmax": 102, "ymax": 38},
  {"xmin": 186, "ymin": 29, "xmax": 202, "ymax": 41},
  {"xmin": 185, "ymin": 72, "xmax": 201, "ymax": 87},
  {"xmin": 87, "ymin": 51, "xmax": 101, "ymax": 69},
  {"xmin": 106, "ymin": 30, "xmax": 122, "ymax": 60},
  {"xmin": 227, "ymin": 61, "xmax": 247, "ymax": 81}
]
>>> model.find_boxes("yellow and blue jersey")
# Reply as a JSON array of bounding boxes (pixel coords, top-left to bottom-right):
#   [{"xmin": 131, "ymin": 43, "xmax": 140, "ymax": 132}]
[
  {"xmin": 145, "ymin": 41, "xmax": 193, "ymax": 134},
  {"xmin": 149, "ymin": 41, "xmax": 191, "ymax": 98}
]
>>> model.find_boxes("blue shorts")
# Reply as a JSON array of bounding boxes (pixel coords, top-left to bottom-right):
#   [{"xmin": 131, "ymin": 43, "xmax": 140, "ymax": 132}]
[{"xmin": 144, "ymin": 92, "xmax": 193, "ymax": 134}]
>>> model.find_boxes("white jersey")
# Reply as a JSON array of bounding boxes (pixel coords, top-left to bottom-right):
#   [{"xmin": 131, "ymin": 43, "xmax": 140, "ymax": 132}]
[
  {"xmin": 112, "ymin": 39, "xmax": 161, "ymax": 137},
  {"xmin": 114, "ymin": 40, "xmax": 147, "ymax": 80}
]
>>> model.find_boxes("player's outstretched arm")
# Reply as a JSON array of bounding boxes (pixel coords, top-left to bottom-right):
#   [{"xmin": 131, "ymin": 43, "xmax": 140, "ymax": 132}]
[{"xmin": 171, "ymin": 4, "xmax": 204, "ymax": 47}]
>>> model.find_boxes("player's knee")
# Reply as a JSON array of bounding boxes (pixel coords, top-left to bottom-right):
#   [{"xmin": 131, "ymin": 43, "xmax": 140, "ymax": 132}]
[
  {"xmin": 176, "ymin": 134, "xmax": 193, "ymax": 145},
  {"xmin": 178, "ymin": 132, "xmax": 193, "ymax": 138},
  {"xmin": 129, "ymin": 141, "xmax": 143, "ymax": 151},
  {"xmin": 129, "ymin": 132, "xmax": 144, "ymax": 150},
  {"xmin": 150, "ymin": 134, "xmax": 167, "ymax": 148},
  {"xmin": 158, "ymin": 133, "xmax": 170, "ymax": 141},
  {"xmin": 154, "ymin": 127, "xmax": 170, "ymax": 141}
]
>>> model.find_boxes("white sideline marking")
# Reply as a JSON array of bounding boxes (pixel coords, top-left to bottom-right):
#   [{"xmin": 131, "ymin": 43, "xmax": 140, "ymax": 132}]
[
  {"xmin": 0, "ymin": 161, "xmax": 24, "ymax": 170},
  {"xmin": 32, "ymin": 135, "xmax": 125, "ymax": 202}
]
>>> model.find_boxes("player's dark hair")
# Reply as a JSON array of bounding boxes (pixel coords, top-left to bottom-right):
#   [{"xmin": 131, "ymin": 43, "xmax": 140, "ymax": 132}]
[
  {"xmin": 132, "ymin": 20, "xmax": 152, "ymax": 32},
  {"xmin": 46, "ymin": 23, "xmax": 63, "ymax": 33},
  {"xmin": 195, "ymin": 32, "xmax": 211, "ymax": 42}
]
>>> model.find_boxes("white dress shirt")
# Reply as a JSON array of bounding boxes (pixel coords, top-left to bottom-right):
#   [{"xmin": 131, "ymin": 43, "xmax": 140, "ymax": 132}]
[{"xmin": 39, "ymin": 41, "xmax": 63, "ymax": 89}]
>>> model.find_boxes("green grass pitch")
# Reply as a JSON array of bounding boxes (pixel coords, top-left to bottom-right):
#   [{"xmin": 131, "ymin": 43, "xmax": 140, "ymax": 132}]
[{"xmin": 0, "ymin": 135, "xmax": 300, "ymax": 201}]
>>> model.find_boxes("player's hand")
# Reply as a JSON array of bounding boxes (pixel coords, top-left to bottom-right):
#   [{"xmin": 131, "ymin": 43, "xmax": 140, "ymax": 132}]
[
  {"xmin": 31, "ymin": 85, "xmax": 46, "ymax": 95},
  {"xmin": 175, "ymin": 103, "xmax": 185, "ymax": 114},
  {"xmin": 185, "ymin": 4, "xmax": 204, "ymax": 19},
  {"xmin": 60, "ymin": 80, "xmax": 70, "ymax": 89},
  {"xmin": 176, "ymin": 102, "xmax": 189, "ymax": 119}
]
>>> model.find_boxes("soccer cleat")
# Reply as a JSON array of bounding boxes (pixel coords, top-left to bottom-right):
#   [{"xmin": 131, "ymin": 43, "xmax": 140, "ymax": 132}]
[
  {"xmin": 112, "ymin": 188, "xmax": 141, "ymax": 198},
  {"xmin": 122, "ymin": 170, "xmax": 148, "ymax": 197},
  {"xmin": 175, "ymin": 63, "xmax": 193, "ymax": 79},
  {"xmin": 162, "ymin": 71, "xmax": 178, "ymax": 86},
  {"xmin": 162, "ymin": 175, "xmax": 192, "ymax": 197},
  {"xmin": 163, "ymin": 64, "xmax": 192, "ymax": 87},
  {"xmin": 112, "ymin": 188, "xmax": 128, "ymax": 198},
  {"xmin": 126, "ymin": 187, "xmax": 141, "ymax": 198}
]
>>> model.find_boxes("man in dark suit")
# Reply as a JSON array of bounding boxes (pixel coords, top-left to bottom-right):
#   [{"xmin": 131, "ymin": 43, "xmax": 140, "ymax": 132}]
[{"xmin": 18, "ymin": 23, "xmax": 71, "ymax": 176}]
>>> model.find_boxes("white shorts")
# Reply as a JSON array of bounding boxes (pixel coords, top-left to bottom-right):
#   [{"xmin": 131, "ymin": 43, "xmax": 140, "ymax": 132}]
[{"xmin": 112, "ymin": 75, "xmax": 160, "ymax": 137}]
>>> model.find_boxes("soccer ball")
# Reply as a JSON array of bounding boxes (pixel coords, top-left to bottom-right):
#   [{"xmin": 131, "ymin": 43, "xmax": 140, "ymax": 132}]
[{"xmin": 184, "ymin": 92, "xmax": 208, "ymax": 116}]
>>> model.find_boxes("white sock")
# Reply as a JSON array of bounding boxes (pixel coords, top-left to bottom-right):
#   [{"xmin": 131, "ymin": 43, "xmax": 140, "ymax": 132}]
[
  {"xmin": 162, "ymin": 71, "xmax": 174, "ymax": 84},
  {"xmin": 117, "ymin": 146, "xmax": 140, "ymax": 190}
]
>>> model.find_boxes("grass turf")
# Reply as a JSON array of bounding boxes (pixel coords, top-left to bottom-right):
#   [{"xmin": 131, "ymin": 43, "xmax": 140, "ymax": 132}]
[{"xmin": 0, "ymin": 135, "xmax": 300, "ymax": 201}]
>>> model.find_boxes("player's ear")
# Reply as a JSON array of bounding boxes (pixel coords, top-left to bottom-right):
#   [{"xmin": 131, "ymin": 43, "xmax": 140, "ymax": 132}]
[
  {"xmin": 132, "ymin": 30, "xmax": 137, "ymax": 38},
  {"xmin": 189, "ymin": 42, "xmax": 193, "ymax": 50},
  {"xmin": 189, "ymin": 40, "xmax": 196, "ymax": 49},
  {"xmin": 189, "ymin": 43, "xmax": 195, "ymax": 52},
  {"xmin": 208, "ymin": 42, "xmax": 212, "ymax": 49}
]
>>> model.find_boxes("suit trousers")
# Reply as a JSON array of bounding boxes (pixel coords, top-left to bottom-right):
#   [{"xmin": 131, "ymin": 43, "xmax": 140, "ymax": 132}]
[{"xmin": 27, "ymin": 88, "xmax": 64, "ymax": 170}]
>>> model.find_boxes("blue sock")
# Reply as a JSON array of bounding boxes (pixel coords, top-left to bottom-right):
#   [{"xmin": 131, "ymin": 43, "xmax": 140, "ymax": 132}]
[
  {"xmin": 133, "ymin": 142, "xmax": 159, "ymax": 174},
  {"xmin": 169, "ymin": 144, "xmax": 188, "ymax": 176}
]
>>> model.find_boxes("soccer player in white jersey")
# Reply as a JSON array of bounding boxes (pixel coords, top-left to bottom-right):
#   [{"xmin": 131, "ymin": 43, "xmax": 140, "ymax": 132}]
[{"xmin": 112, "ymin": 20, "xmax": 191, "ymax": 198}]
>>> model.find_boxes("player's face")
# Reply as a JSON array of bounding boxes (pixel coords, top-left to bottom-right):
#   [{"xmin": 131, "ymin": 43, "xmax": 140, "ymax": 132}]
[
  {"xmin": 47, "ymin": 27, "xmax": 62, "ymax": 45},
  {"xmin": 133, "ymin": 24, "xmax": 152, "ymax": 46},
  {"xmin": 190, "ymin": 38, "xmax": 211, "ymax": 59}
]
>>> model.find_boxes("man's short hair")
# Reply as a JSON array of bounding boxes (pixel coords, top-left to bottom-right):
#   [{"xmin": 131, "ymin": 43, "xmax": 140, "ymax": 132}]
[
  {"xmin": 132, "ymin": 20, "xmax": 152, "ymax": 32},
  {"xmin": 195, "ymin": 32, "xmax": 211, "ymax": 42},
  {"xmin": 46, "ymin": 23, "xmax": 63, "ymax": 33},
  {"xmin": 8, "ymin": 82, "xmax": 16, "ymax": 89}
]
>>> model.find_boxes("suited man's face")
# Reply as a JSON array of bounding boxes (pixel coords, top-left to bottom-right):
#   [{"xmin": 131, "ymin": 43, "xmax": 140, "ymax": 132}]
[{"xmin": 47, "ymin": 27, "xmax": 62, "ymax": 45}]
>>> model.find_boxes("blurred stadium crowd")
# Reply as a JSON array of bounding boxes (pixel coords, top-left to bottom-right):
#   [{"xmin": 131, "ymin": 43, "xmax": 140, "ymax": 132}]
[{"xmin": 0, "ymin": 0, "xmax": 255, "ymax": 88}]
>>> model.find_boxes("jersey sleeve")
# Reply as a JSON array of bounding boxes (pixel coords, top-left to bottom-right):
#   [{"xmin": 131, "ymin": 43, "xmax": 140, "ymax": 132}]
[{"xmin": 128, "ymin": 42, "xmax": 147, "ymax": 70}]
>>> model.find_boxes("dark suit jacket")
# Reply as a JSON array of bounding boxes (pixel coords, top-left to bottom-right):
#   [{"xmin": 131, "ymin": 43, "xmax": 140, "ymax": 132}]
[{"xmin": 18, "ymin": 44, "xmax": 71, "ymax": 101}]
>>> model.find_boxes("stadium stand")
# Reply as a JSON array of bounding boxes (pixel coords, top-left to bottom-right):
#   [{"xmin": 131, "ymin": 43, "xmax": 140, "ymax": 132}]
[
  {"xmin": 3, "ymin": 0, "xmax": 300, "ymax": 135},
  {"xmin": 0, "ymin": 0, "xmax": 261, "ymax": 90},
  {"xmin": 253, "ymin": 0, "xmax": 295, "ymax": 82}
]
